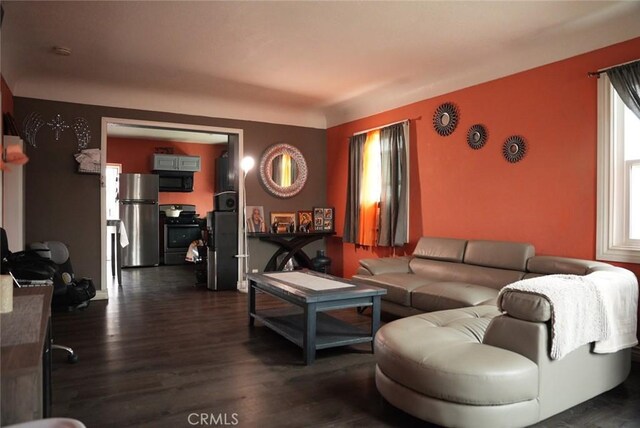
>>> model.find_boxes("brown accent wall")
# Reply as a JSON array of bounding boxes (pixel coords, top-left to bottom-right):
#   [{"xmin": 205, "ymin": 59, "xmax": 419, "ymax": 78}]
[
  {"xmin": 1, "ymin": 76, "xmax": 14, "ymax": 115},
  {"xmin": 13, "ymin": 97, "xmax": 327, "ymax": 289}
]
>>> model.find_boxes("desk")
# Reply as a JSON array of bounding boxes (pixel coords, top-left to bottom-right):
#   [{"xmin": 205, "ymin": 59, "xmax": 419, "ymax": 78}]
[
  {"xmin": 0, "ymin": 286, "xmax": 53, "ymax": 425},
  {"xmin": 249, "ymin": 231, "xmax": 335, "ymax": 271},
  {"xmin": 107, "ymin": 219, "xmax": 122, "ymax": 286}
]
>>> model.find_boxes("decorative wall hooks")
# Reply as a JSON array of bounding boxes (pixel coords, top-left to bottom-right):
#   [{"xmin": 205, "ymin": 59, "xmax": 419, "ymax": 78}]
[
  {"xmin": 433, "ymin": 102, "xmax": 459, "ymax": 136},
  {"xmin": 22, "ymin": 112, "xmax": 92, "ymax": 151},
  {"xmin": 467, "ymin": 124, "xmax": 487, "ymax": 150},
  {"xmin": 502, "ymin": 135, "xmax": 527, "ymax": 163}
]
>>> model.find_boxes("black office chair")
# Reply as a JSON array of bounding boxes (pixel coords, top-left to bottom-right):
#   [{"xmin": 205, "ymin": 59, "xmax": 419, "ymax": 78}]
[{"xmin": 1, "ymin": 228, "xmax": 94, "ymax": 363}]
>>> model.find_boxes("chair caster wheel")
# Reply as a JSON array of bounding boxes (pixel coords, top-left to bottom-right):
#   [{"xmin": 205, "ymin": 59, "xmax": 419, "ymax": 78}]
[{"xmin": 67, "ymin": 354, "xmax": 78, "ymax": 364}]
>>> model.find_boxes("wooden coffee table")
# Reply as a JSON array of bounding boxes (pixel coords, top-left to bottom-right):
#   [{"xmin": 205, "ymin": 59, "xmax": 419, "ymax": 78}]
[{"xmin": 248, "ymin": 270, "xmax": 386, "ymax": 364}]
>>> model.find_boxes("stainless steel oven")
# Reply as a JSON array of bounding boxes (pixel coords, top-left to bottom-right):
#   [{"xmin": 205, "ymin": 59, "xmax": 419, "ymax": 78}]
[
  {"xmin": 163, "ymin": 223, "xmax": 202, "ymax": 265},
  {"xmin": 159, "ymin": 204, "xmax": 202, "ymax": 265}
]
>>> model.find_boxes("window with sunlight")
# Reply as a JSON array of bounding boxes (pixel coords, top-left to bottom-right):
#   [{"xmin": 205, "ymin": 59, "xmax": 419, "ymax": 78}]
[
  {"xmin": 597, "ymin": 72, "xmax": 640, "ymax": 262},
  {"xmin": 344, "ymin": 122, "xmax": 410, "ymax": 248}
]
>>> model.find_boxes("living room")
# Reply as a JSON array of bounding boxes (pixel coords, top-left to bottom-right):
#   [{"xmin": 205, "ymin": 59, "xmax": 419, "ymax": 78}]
[{"xmin": 1, "ymin": 2, "xmax": 640, "ymax": 428}]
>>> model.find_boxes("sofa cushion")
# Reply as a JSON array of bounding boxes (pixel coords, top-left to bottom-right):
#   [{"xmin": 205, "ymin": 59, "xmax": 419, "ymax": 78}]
[
  {"xmin": 413, "ymin": 237, "xmax": 467, "ymax": 262},
  {"xmin": 375, "ymin": 306, "xmax": 539, "ymax": 406},
  {"xmin": 352, "ymin": 273, "xmax": 432, "ymax": 306},
  {"xmin": 409, "ymin": 258, "xmax": 526, "ymax": 290},
  {"xmin": 464, "ymin": 240, "xmax": 534, "ymax": 271},
  {"xmin": 411, "ymin": 282, "xmax": 499, "ymax": 312},
  {"xmin": 527, "ymin": 256, "xmax": 612, "ymax": 276},
  {"xmin": 498, "ymin": 291, "xmax": 552, "ymax": 322},
  {"xmin": 358, "ymin": 256, "xmax": 410, "ymax": 275}
]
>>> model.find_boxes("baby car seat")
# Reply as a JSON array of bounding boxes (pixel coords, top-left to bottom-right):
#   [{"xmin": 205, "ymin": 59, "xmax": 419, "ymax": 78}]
[{"xmin": 28, "ymin": 241, "xmax": 96, "ymax": 311}]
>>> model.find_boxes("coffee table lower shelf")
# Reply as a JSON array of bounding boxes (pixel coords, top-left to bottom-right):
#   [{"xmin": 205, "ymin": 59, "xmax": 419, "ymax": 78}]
[{"xmin": 252, "ymin": 308, "xmax": 372, "ymax": 350}]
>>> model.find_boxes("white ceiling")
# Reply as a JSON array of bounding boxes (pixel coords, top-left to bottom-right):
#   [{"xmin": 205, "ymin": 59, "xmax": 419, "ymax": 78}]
[{"xmin": 2, "ymin": 1, "xmax": 640, "ymax": 129}]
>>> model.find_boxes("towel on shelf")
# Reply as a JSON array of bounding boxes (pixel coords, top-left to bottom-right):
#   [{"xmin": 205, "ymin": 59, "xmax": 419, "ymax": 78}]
[
  {"xmin": 498, "ymin": 270, "xmax": 638, "ymax": 360},
  {"xmin": 74, "ymin": 148, "xmax": 101, "ymax": 173}
]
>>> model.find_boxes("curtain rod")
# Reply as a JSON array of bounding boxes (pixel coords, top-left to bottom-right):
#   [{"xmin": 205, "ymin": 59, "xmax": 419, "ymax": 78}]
[
  {"xmin": 353, "ymin": 119, "xmax": 409, "ymax": 136},
  {"xmin": 587, "ymin": 58, "xmax": 639, "ymax": 78}
]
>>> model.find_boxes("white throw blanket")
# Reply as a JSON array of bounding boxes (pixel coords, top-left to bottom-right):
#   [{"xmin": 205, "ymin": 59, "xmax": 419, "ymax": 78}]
[{"xmin": 498, "ymin": 270, "xmax": 638, "ymax": 360}]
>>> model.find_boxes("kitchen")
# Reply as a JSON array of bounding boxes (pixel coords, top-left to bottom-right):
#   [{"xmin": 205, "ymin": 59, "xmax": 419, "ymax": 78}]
[{"xmin": 105, "ymin": 123, "xmax": 238, "ymax": 290}]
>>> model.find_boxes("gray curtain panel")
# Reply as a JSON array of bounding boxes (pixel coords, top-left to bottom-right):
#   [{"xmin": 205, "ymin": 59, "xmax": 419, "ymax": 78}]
[
  {"xmin": 378, "ymin": 122, "xmax": 409, "ymax": 247},
  {"xmin": 343, "ymin": 133, "xmax": 366, "ymax": 243},
  {"xmin": 607, "ymin": 61, "xmax": 640, "ymax": 120}
]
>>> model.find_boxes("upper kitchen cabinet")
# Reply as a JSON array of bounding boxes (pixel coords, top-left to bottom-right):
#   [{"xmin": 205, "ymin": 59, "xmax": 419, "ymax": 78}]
[{"xmin": 152, "ymin": 154, "xmax": 201, "ymax": 172}]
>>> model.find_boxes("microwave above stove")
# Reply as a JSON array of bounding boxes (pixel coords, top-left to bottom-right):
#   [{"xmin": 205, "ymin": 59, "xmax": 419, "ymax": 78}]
[{"xmin": 156, "ymin": 171, "xmax": 194, "ymax": 192}]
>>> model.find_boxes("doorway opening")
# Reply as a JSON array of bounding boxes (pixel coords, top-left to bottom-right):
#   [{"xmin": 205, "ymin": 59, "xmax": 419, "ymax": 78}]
[{"xmin": 99, "ymin": 117, "xmax": 244, "ymax": 299}]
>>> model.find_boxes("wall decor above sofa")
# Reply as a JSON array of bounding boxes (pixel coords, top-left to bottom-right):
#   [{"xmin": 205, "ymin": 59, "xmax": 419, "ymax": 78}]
[
  {"xmin": 502, "ymin": 135, "xmax": 527, "ymax": 163},
  {"xmin": 466, "ymin": 124, "xmax": 487, "ymax": 149},
  {"xmin": 432, "ymin": 102, "xmax": 459, "ymax": 136},
  {"xmin": 259, "ymin": 143, "xmax": 308, "ymax": 198}
]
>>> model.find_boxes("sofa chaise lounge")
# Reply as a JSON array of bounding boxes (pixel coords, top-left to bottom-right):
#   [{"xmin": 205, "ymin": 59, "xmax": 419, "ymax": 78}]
[{"xmin": 352, "ymin": 236, "xmax": 637, "ymax": 427}]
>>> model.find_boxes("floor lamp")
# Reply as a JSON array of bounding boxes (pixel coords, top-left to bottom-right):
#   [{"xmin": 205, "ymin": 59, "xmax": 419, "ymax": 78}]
[{"xmin": 239, "ymin": 156, "xmax": 255, "ymax": 292}]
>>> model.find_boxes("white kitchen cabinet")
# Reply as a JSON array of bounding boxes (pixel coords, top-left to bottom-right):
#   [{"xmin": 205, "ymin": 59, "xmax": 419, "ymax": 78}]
[{"xmin": 152, "ymin": 154, "xmax": 200, "ymax": 172}]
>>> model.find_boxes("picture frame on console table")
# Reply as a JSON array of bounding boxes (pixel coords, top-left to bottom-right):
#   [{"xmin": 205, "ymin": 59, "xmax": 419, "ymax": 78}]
[
  {"xmin": 313, "ymin": 207, "xmax": 334, "ymax": 231},
  {"xmin": 246, "ymin": 206, "xmax": 267, "ymax": 233},
  {"xmin": 297, "ymin": 210, "xmax": 313, "ymax": 232},
  {"xmin": 270, "ymin": 212, "xmax": 296, "ymax": 234}
]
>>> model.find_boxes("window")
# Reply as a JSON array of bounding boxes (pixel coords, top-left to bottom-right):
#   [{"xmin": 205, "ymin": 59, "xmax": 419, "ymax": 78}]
[
  {"xmin": 343, "ymin": 122, "xmax": 409, "ymax": 247},
  {"xmin": 596, "ymin": 74, "xmax": 640, "ymax": 263}
]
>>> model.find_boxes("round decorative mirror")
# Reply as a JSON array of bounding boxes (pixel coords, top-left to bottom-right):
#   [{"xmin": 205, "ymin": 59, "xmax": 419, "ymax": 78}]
[
  {"xmin": 433, "ymin": 102, "xmax": 459, "ymax": 136},
  {"xmin": 259, "ymin": 143, "xmax": 308, "ymax": 198},
  {"xmin": 502, "ymin": 135, "xmax": 527, "ymax": 163},
  {"xmin": 467, "ymin": 124, "xmax": 487, "ymax": 150}
]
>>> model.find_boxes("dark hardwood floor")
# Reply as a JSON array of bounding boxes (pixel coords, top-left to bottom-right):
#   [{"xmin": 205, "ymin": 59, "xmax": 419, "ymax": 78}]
[{"xmin": 51, "ymin": 265, "xmax": 640, "ymax": 427}]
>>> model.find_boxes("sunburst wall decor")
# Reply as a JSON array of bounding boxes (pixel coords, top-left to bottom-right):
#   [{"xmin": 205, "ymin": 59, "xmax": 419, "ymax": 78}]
[
  {"xmin": 467, "ymin": 124, "xmax": 487, "ymax": 149},
  {"xmin": 433, "ymin": 102, "xmax": 459, "ymax": 136},
  {"xmin": 502, "ymin": 135, "xmax": 527, "ymax": 163}
]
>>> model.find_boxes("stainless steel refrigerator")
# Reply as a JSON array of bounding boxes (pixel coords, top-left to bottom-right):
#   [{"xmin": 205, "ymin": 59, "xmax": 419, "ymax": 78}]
[{"xmin": 119, "ymin": 173, "xmax": 159, "ymax": 267}]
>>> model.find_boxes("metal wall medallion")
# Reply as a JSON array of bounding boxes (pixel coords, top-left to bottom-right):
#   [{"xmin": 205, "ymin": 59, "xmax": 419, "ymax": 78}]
[
  {"xmin": 433, "ymin": 102, "xmax": 459, "ymax": 136},
  {"xmin": 467, "ymin": 124, "xmax": 487, "ymax": 150},
  {"xmin": 502, "ymin": 135, "xmax": 527, "ymax": 163}
]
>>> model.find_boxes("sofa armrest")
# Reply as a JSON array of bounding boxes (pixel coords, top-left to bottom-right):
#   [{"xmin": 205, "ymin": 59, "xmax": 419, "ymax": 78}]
[{"xmin": 358, "ymin": 256, "xmax": 411, "ymax": 275}]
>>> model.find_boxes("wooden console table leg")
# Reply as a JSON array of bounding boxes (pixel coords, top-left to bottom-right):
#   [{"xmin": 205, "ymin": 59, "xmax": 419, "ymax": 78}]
[{"xmin": 303, "ymin": 303, "xmax": 317, "ymax": 365}]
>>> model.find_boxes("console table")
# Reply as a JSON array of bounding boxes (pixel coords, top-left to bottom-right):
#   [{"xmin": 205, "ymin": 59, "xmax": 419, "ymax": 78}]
[
  {"xmin": 1, "ymin": 286, "xmax": 53, "ymax": 425},
  {"xmin": 249, "ymin": 231, "xmax": 335, "ymax": 271}
]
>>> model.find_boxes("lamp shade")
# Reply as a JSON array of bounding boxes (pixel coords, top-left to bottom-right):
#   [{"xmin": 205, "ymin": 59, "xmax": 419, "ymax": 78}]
[{"xmin": 241, "ymin": 156, "xmax": 255, "ymax": 173}]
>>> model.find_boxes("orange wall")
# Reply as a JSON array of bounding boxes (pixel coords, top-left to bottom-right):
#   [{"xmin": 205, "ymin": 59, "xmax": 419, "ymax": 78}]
[
  {"xmin": 327, "ymin": 37, "xmax": 640, "ymax": 280},
  {"xmin": 107, "ymin": 137, "xmax": 226, "ymax": 216}
]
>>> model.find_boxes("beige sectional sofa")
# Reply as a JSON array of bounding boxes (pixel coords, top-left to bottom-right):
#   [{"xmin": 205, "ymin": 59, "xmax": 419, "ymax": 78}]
[
  {"xmin": 351, "ymin": 236, "xmax": 636, "ymax": 427},
  {"xmin": 354, "ymin": 236, "xmax": 613, "ymax": 317}
]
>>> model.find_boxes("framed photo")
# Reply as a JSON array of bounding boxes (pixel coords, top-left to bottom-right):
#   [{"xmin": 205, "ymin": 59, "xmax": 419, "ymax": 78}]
[
  {"xmin": 270, "ymin": 212, "xmax": 296, "ymax": 234},
  {"xmin": 297, "ymin": 210, "xmax": 314, "ymax": 232},
  {"xmin": 246, "ymin": 206, "xmax": 267, "ymax": 233},
  {"xmin": 313, "ymin": 207, "xmax": 334, "ymax": 231}
]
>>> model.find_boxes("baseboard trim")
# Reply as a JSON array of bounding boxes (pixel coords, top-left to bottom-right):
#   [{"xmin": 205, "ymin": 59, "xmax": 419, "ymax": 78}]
[
  {"xmin": 95, "ymin": 290, "xmax": 109, "ymax": 300},
  {"xmin": 632, "ymin": 345, "xmax": 640, "ymax": 363}
]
